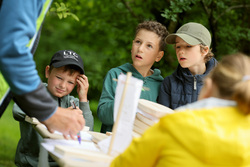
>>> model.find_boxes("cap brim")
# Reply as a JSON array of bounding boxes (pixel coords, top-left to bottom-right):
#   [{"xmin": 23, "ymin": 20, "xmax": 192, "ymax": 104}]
[
  {"xmin": 52, "ymin": 61, "xmax": 84, "ymax": 74},
  {"xmin": 165, "ymin": 34, "xmax": 201, "ymax": 46}
]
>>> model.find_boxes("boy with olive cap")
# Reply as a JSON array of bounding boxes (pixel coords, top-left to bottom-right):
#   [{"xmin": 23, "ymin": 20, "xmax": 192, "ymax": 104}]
[
  {"xmin": 158, "ymin": 22, "xmax": 217, "ymax": 109},
  {"xmin": 12, "ymin": 50, "xmax": 94, "ymax": 167}
]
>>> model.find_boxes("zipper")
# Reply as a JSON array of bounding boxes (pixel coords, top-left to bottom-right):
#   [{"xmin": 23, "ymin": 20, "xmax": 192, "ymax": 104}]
[{"xmin": 193, "ymin": 77, "xmax": 197, "ymax": 90}]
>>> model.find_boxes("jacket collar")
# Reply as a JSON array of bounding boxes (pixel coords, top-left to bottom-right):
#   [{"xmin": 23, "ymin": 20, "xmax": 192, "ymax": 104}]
[
  {"xmin": 174, "ymin": 57, "xmax": 217, "ymax": 82},
  {"xmin": 118, "ymin": 63, "xmax": 163, "ymax": 81}
]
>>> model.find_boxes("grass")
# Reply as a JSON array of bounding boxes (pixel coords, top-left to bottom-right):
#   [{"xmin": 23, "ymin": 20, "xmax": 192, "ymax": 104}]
[
  {"xmin": 0, "ymin": 73, "xmax": 102, "ymax": 167},
  {"xmin": 90, "ymin": 101, "xmax": 102, "ymax": 132},
  {"xmin": 0, "ymin": 101, "xmax": 19, "ymax": 167}
]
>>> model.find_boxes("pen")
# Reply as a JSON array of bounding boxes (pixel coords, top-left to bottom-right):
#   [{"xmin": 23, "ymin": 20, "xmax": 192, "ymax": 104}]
[{"xmin": 70, "ymin": 100, "xmax": 81, "ymax": 144}]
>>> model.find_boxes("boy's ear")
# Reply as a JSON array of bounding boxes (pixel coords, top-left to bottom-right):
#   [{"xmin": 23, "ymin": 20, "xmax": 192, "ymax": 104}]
[
  {"xmin": 45, "ymin": 65, "xmax": 50, "ymax": 78},
  {"xmin": 201, "ymin": 46, "xmax": 209, "ymax": 56},
  {"xmin": 155, "ymin": 51, "xmax": 164, "ymax": 62}
]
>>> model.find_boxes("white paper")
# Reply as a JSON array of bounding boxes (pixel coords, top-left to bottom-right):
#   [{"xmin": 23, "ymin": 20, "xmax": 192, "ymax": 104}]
[
  {"xmin": 39, "ymin": 139, "xmax": 109, "ymax": 167},
  {"xmin": 137, "ymin": 108, "xmax": 159, "ymax": 122},
  {"xmin": 41, "ymin": 139, "xmax": 100, "ymax": 153},
  {"xmin": 98, "ymin": 73, "xmax": 143, "ymax": 155},
  {"xmin": 38, "ymin": 124, "xmax": 92, "ymax": 141}
]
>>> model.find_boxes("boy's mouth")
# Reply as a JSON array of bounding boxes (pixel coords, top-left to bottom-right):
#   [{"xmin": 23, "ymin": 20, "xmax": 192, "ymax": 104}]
[
  {"xmin": 179, "ymin": 57, "xmax": 186, "ymax": 61},
  {"xmin": 136, "ymin": 55, "xmax": 142, "ymax": 59},
  {"xmin": 56, "ymin": 87, "xmax": 65, "ymax": 93}
]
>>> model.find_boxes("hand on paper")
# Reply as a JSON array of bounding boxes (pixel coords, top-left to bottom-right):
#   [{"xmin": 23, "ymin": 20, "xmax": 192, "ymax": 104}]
[
  {"xmin": 76, "ymin": 74, "xmax": 89, "ymax": 102},
  {"xmin": 42, "ymin": 107, "xmax": 85, "ymax": 140}
]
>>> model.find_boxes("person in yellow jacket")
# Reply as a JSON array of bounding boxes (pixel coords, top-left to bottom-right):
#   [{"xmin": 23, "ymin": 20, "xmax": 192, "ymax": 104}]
[{"xmin": 110, "ymin": 52, "xmax": 250, "ymax": 167}]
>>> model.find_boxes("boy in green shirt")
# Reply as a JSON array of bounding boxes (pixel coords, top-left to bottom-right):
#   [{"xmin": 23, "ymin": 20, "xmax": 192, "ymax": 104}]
[
  {"xmin": 97, "ymin": 21, "xmax": 169, "ymax": 133},
  {"xmin": 13, "ymin": 50, "xmax": 94, "ymax": 167}
]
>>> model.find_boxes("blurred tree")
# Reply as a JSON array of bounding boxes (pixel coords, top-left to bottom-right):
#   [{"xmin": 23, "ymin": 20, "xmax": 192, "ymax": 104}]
[
  {"xmin": 161, "ymin": 0, "xmax": 250, "ymax": 59},
  {"xmin": 35, "ymin": 0, "xmax": 250, "ymax": 101}
]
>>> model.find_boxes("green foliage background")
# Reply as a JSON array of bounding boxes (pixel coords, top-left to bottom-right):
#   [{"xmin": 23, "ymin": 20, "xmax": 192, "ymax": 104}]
[{"xmin": 35, "ymin": 0, "xmax": 250, "ymax": 101}]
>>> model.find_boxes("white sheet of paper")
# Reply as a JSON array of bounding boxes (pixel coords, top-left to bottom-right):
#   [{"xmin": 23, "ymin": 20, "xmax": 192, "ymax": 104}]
[
  {"xmin": 38, "ymin": 124, "xmax": 92, "ymax": 141},
  {"xmin": 41, "ymin": 139, "xmax": 100, "ymax": 153},
  {"xmin": 137, "ymin": 108, "xmax": 159, "ymax": 122},
  {"xmin": 39, "ymin": 139, "xmax": 109, "ymax": 167},
  {"xmin": 98, "ymin": 73, "xmax": 143, "ymax": 155}
]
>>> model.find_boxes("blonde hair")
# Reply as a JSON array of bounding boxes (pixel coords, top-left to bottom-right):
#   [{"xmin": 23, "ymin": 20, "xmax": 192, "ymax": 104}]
[
  {"xmin": 200, "ymin": 45, "xmax": 214, "ymax": 63},
  {"xmin": 208, "ymin": 53, "xmax": 250, "ymax": 114}
]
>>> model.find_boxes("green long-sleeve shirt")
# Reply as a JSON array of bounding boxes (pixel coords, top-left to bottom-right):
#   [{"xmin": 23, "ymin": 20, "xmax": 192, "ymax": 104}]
[{"xmin": 97, "ymin": 63, "xmax": 163, "ymax": 133}]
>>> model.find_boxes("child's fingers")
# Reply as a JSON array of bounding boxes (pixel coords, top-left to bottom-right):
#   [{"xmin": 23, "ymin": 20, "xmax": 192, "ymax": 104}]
[
  {"xmin": 78, "ymin": 75, "xmax": 88, "ymax": 83},
  {"xmin": 77, "ymin": 75, "xmax": 89, "ymax": 87},
  {"xmin": 77, "ymin": 78, "xmax": 86, "ymax": 88}
]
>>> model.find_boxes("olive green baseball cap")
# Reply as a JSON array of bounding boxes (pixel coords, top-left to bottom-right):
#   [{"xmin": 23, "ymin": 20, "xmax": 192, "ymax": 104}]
[{"xmin": 165, "ymin": 22, "xmax": 211, "ymax": 47}]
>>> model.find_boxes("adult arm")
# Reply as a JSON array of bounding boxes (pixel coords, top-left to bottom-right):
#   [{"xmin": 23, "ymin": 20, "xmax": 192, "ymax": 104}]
[
  {"xmin": 0, "ymin": 0, "xmax": 85, "ymax": 138},
  {"xmin": 0, "ymin": 0, "xmax": 56, "ymax": 120},
  {"xmin": 12, "ymin": 103, "xmax": 26, "ymax": 122}
]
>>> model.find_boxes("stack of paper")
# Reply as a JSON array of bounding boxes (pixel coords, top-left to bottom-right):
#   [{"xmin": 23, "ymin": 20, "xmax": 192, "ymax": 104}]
[
  {"xmin": 132, "ymin": 99, "xmax": 175, "ymax": 136},
  {"xmin": 40, "ymin": 139, "xmax": 112, "ymax": 167}
]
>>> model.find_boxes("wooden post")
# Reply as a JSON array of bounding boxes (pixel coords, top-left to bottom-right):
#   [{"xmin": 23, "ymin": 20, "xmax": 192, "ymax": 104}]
[{"xmin": 108, "ymin": 72, "xmax": 132, "ymax": 155}]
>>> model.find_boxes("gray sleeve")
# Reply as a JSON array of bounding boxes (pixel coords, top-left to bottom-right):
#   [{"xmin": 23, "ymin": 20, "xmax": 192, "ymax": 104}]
[
  {"xmin": 13, "ymin": 82, "xmax": 57, "ymax": 121},
  {"xmin": 12, "ymin": 103, "xmax": 26, "ymax": 121},
  {"xmin": 79, "ymin": 101, "xmax": 94, "ymax": 131}
]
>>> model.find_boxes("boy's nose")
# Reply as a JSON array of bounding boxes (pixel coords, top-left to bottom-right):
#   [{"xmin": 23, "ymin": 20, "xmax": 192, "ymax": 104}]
[
  {"xmin": 59, "ymin": 81, "xmax": 66, "ymax": 88},
  {"xmin": 138, "ymin": 44, "xmax": 144, "ymax": 52},
  {"xmin": 179, "ymin": 48, "xmax": 184, "ymax": 54}
]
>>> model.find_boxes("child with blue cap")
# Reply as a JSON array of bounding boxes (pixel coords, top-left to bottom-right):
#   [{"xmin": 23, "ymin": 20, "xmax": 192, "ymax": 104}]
[{"xmin": 12, "ymin": 50, "xmax": 94, "ymax": 167}]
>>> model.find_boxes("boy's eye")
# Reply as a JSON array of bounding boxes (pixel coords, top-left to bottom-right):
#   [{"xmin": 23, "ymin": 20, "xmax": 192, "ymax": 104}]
[
  {"xmin": 68, "ymin": 81, "xmax": 75, "ymax": 85},
  {"xmin": 175, "ymin": 46, "xmax": 180, "ymax": 49},
  {"xmin": 187, "ymin": 45, "xmax": 192, "ymax": 48},
  {"xmin": 56, "ymin": 76, "xmax": 62, "ymax": 80},
  {"xmin": 147, "ymin": 44, "xmax": 153, "ymax": 48},
  {"xmin": 135, "ymin": 40, "xmax": 141, "ymax": 44}
]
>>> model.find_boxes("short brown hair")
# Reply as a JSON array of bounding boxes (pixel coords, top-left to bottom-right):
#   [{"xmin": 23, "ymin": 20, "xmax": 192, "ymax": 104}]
[
  {"xmin": 135, "ymin": 21, "xmax": 169, "ymax": 51},
  {"xmin": 49, "ymin": 65, "xmax": 82, "ymax": 76}
]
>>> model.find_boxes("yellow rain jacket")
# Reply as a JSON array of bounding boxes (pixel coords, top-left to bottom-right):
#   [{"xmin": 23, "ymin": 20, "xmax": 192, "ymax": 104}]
[{"xmin": 111, "ymin": 98, "xmax": 250, "ymax": 167}]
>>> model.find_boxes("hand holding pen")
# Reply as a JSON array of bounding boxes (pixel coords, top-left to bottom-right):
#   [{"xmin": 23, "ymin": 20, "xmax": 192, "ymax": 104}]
[
  {"xmin": 42, "ymin": 107, "xmax": 84, "ymax": 140},
  {"xmin": 70, "ymin": 100, "xmax": 82, "ymax": 144}
]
